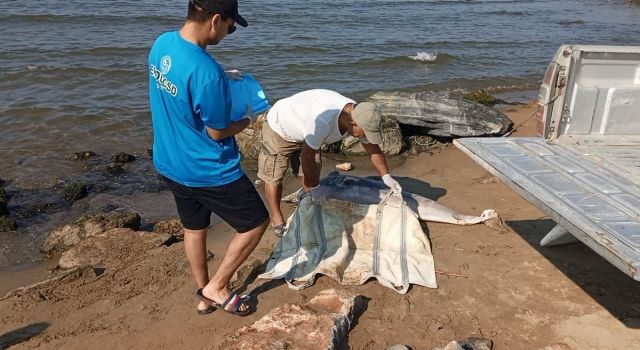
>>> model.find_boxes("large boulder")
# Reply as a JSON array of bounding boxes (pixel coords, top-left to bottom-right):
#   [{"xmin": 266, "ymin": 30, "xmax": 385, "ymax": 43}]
[
  {"xmin": 57, "ymin": 228, "xmax": 169, "ymax": 270},
  {"xmin": 368, "ymin": 91, "xmax": 513, "ymax": 137},
  {"xmin": 41, "ymin": 211, "xmax": 141, "ymax": 255}
]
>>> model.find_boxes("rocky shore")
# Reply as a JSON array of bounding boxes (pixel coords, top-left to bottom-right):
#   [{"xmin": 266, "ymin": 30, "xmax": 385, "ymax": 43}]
[{"xmin": 1, "ymin": 100, "xmax": 639, "ymax": 349}]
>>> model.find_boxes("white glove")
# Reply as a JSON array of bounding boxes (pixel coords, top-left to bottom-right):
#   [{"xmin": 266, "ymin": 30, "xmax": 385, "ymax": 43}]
[
  {"xmin": 225, "ymin": 69, "xmax": 244, "ymax": 81},
  {"xmin": 382, "ymin": 174, "xmax": 402, "ymax": 194}
]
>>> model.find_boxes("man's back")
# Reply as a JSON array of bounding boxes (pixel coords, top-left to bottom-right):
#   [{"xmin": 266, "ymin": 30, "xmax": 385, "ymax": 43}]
[
  {"xmin": 266, "ymin": 89, "xmax": 355, "ymax": 149},
  {"xmin": 149, "ymin": 31, "xmax": 243, "ymax": 187}
]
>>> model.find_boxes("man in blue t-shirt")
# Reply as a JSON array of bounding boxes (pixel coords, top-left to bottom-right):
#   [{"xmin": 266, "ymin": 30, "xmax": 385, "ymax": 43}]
[{"xmin": 148, "ymin": 0, "xmax": 268, "ymax": 316}]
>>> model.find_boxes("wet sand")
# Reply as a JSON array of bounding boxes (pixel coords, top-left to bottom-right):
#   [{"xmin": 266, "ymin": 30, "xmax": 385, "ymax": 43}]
[{"xmin": 1, "ymin": 102, "xmax": 639, "ymax": 350}]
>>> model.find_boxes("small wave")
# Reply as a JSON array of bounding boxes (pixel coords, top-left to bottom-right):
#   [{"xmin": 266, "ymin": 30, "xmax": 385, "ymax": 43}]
[
  {"xmin": 558, "ymin": 20, "xmax": 585, "ymax": 25},
  {"xmin": 408, "ymin": 51, "xmax": 438, "ymax": 62},
  {"xmin": 491, "ymin": 10, "xmax": 526, "ymax": 16}
]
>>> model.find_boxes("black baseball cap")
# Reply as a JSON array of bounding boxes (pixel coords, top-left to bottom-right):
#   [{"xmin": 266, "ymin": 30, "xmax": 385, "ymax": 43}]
[{"xmin": 189, "ymin": 0, "xmax": 248, "ymax": 27}]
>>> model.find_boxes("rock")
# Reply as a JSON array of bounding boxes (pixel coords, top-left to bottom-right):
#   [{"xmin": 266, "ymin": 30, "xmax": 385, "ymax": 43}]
[
  {"xmin": 57, "ymin": 228, "xmax": 169, "ymax": 269},
  {"xmin": 340, "ymin": 136, "xmax": 366, "ymax": 156},
  {"xmin": 388, "ymin": 345, "xmax": 411, "ymax": 350},
  {"xmin": 92, "ymin": 184, "xmax": 109, "ymax": 193},
  {"xmin": 433, "ymin": 338, "xmax": 493, "ymax": 350},
  {"xmin": 380, "ymin": 117, "xmax": 405, "ymax": 155},
  {"xmin": 368, "ymin": 91, "xmax": 513, "ymax": 137},
  {"xmin": 16, "ymin": 202, "xmax": 57, "ymax": 219},
  {"xmin": 72, "ymin": 151, "xmax": 97, "ymax": 160},
  {"xmin": 111, "ymin": 152, "xmax": 136, "ymax": 163},
  {"xmin": 235, "ymin": 113, "xmax": 268, "ymax": 160},
  {"xmin": 538, "ymin": 344, "xmax": 573, "ymax": 350},
  {"xmin": 405, "ymin": 135, "xmax": 440, "ymax": 155},
  {"xmin": 336, "ymin": 162, "xmax": 352, "ymax": 171},
  {"xmin": 41, "ymin": 211, "xmax": 141, "ymax": 255},
  {"xmin": 104, "ymin": 164, "xmax": 125, "ymax": 177},
  {"xmin": 224, "ymin": 289, "xmax": 363, "ymax": 350},
  {"xmin": 339, "ymin": 116, "xmax": 404, "ymax": 156},
  {"xmin": 463, "ymin": 90, "xmax": 497, "ymax": 106},
  {"xmin": 0, "ymin": 187, "xmax": 7, "ymax": 216},
  {"xmin": 0, "ymin": 216, "xmax": 17, "ymax": 232},
  {"xmin": 61, "ymin": 182, "xmax": 88, "ymax": 202},
  {"xmin": 153, "ymin": 219, "xmax": 183, "ymax": 236}
]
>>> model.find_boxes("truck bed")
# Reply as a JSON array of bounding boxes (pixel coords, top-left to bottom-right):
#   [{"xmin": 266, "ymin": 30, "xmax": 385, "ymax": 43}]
[{"xmin": 454, "ymin": 136, "xmax": 640, "ymax": 280}]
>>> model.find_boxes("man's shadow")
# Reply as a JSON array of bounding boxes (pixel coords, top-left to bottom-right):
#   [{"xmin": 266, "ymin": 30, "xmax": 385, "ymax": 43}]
[
  {"xmin": 508, "ymin": 219, "xmax": 640, "ymax": 328},
  {"xmin": 369, "ymin": 175, "xmax": 447, "ymax": 201},
  {"xmin": 0, "ymin": 322, "xmax": 49, "ymax": 350},
  {"xmin": 233, "ymin": 258, "xmax": 284, "ymax": 298}
]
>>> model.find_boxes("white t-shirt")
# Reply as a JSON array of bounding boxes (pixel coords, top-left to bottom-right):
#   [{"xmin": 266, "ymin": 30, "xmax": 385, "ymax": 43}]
[{"xmin": 266, "ymin": 89, "xmax": 356, "ymax": 150}]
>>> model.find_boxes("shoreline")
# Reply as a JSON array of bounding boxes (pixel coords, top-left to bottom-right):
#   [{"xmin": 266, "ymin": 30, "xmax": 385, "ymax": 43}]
[
  {"xmin": 0, "ymin": 93, "xmax": 535, "ymax": 284},
  {"xmin": 0, "ymin": 89, "xmax": 535, "ymax": 273},
  {"xmin": 2, "ymin": 100, "xmax": 640, "ymax": 349}
]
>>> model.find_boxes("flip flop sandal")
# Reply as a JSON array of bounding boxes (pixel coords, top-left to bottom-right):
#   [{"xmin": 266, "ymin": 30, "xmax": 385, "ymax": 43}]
[
  {"xmin": 197, "ymin": 304, "xmax": 216, "ymax": 315},
  {"xmin": 196, "ymin": 289, "xmax": 254, "ymax": 317},
  {"xmin": 220, "ymin": 292, "xmax": 254, "ymax": 317},
  {"xmin": 195, "ymin": 289, "xmax": 217, "ymax": 315},
  {"xmin": 272, "ymin": 223, "xmax": 286, "ymax": 238}
]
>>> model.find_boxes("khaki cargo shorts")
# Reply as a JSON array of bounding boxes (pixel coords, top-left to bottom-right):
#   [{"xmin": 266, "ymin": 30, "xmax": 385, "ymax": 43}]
[{"xmin": 257, "ymin": 122, "xmax": 321, "ymax": 185}]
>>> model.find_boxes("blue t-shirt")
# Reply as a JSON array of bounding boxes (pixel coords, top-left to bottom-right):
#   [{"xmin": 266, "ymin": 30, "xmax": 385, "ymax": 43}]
[{"xmin": 148, "ymin": 31, "xmax": 243, "ymax": 187}]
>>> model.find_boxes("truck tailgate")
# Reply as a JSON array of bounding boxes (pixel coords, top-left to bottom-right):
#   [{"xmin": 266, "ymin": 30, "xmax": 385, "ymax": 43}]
[{"xmin": 454, "ymin": 137, "xmax": 640, "ymax": 280}]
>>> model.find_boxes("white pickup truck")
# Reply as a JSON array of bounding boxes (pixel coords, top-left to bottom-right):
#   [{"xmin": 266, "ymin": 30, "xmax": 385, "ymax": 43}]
[{"xmin": 455, "ymin": 45, "xmax": 640, "ymax": 280}]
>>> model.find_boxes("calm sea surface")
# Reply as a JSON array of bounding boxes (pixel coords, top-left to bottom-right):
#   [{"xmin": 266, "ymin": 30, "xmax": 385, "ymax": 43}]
[
  {"xmin": 0, "ymin": 0, "xmax": 640, "ymax": 270},
  {"xmin": 1, "ymin": 0, "xmax": 640, "ymax": 186}
]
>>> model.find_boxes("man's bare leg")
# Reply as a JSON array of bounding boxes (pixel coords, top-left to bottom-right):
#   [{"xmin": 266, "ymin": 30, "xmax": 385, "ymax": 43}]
[
  {"xmin": 264, "ymin": 182, "xmax": 285, "ymax": 227},
  {"xmin": 183, "ymin": 228, "xmax": 211, "ymax": 312},
  {"xmin": 201, "ymin": 219, "xmax": 269, "ymax": 310}
]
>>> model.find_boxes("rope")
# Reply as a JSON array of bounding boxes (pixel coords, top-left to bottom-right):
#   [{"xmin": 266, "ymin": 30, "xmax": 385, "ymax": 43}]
[{"xmin": 502, "ymin": 95, "xmax": 559, "ymax": 137}]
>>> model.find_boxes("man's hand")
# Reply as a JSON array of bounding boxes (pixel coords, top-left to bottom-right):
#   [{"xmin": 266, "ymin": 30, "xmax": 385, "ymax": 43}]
[
  {"xmin": 243, "ymin": 104, "xmax": 258, "ymax": 126},
  {"xmin": 296, "ymin": 186, "xmax": 326, "ymax": 204},
  {"xmin": 225, "ymin": 69, "xmax": 244, "ymax": 81},
  {"xmin": 382, "ymin": 174, "xmax": 402, "ymax": 194}
]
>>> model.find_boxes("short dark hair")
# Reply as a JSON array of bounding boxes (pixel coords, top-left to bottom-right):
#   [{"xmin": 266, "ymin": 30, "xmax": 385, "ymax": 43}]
[
  {"xmin": 187, "ymin": 0, "xmax": 215, "ymax": 23},
  {"xmin": 186, "ymin": 0, "xmax": 247, "ymax": 27}
]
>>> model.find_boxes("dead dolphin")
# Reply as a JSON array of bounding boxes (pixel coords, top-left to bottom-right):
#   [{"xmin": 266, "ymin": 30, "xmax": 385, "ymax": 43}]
[{"xmin": 284, "ymin": 171, "xmax": 504, "ymax": 229}]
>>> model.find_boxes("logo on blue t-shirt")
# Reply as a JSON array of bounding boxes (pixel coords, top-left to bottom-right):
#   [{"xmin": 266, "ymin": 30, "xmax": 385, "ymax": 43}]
[
  {"xmin": 160, "ymin": 55, "xmax": 172, "ymax": 74},
  {"xmin": 150, "ymin": 54, "xmax": 178, "ymax": 97}
]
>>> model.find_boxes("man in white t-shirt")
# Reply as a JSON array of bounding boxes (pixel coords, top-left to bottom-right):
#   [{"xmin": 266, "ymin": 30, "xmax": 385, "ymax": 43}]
[{"xmin": 257, "ymin": 89, "xmax": 402, "ymax": 237}]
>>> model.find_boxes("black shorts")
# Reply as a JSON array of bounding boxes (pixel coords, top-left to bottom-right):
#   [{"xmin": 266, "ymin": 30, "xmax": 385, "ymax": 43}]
[{"xmin": 162, "ymin": 175, "xmax": 269, "ymax": 232}]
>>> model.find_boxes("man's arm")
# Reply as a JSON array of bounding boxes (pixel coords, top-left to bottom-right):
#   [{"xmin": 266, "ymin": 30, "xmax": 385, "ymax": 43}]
[
  {"xmin": 364, "ymin": 143, "xmax": 403, "ymax": 193},
  {"xmin": 300, "ymin": 142, "xmax": 321, "ymax": 191},
  {"xmin": 206, "ymin": 118, "xmax": 250, "ymax": 141},
  {"xmin": 363, "ymin": 143, "xmax": 389, "ymax": 176}
]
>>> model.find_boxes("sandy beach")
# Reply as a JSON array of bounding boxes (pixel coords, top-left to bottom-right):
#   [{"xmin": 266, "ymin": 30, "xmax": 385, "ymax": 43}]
[{"xmin": 1, "ymin": 102, "xmax": 639, "ymax": 350}]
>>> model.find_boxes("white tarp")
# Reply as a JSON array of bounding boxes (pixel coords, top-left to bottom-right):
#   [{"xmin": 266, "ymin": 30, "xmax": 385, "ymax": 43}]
[{"xmin": 259, "ymin": 193, "xmax": 437, "ymax": 294}]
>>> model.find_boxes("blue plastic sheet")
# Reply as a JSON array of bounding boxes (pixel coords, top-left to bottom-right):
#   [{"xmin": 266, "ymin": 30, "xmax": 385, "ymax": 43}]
[{"xmin": 228, "ymin": 74, "xmax": 271, "ymax": 121}]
